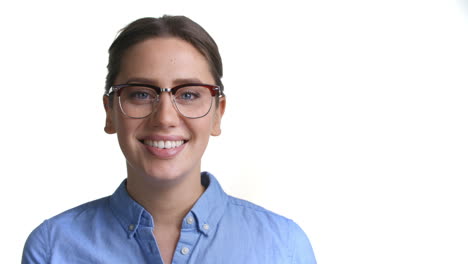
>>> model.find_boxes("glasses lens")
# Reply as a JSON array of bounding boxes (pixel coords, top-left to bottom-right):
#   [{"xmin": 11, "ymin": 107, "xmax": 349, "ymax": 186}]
[
  {"xmin": 173, "ymin": 85, "xmax": 213, "ymax": 118},
  {"xmin": 117, "ymin": 84, "xmax": 215, "ymax": 119},
  {"xmin": 119, "ymin": 86, "xmax": 156, "ymax": 118}
]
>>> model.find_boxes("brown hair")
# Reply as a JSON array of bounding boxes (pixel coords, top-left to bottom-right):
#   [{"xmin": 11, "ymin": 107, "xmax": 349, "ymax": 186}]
[{"xmin": 105, "ymin": 15, "xmax": 224, "ymax": 104}]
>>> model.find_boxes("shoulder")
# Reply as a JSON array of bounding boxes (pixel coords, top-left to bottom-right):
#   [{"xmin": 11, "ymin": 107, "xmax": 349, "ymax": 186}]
[
  {"xmin": 22, "ymin": 218, "xmax": 50, "ymax": 263},
  {"xmin": 227, "ymin": 196, "xmax": 316, "ymax": 264},
  {"xmin": 41, "ymin": 196, "xmax": 111, "ymax": 234},
  {"xmin": 223, "ymin": 195, "xmax": 317, "ymax": 263},
  {"xmin": 226, "ymin": 195, "xmax": 290, "ymax": 224},
  {"xmin": 22, "ymin": 196, "xmax": 110, "ymax": 264},
  {"xmin": 223, "ymin": 195, "xmax": 291, "ymax": 241},
  {"xmin": 288, "ymin": 220, "xmax": 317, "ymax": 264},
  {"xmin": 48, "ymin": 196, "xmax": 110, "ymax": 223}
]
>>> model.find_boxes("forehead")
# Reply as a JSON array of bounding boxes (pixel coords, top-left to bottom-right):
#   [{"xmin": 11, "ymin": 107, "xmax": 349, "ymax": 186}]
[{"xmin": 116, "ymin": 37, "xmax": 214, "ymax": 85}]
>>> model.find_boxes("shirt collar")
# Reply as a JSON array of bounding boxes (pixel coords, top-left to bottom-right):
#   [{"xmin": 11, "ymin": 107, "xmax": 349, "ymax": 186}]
[
  {"xmin": 108, "ymin": 171, "xmax": 228, "ymax": 238},
  {"xmin": 109, "ymin": 180, "xmax": 152, "ymax": 238},
  {"xmin": 189, "ymin": 171, "xmax": 228, "ymax": 236}
]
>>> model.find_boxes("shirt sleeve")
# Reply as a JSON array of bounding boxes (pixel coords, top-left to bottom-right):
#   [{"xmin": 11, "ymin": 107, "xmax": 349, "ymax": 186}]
[
  {"xmin": 289, "ymin": 220, "xmax": 317, "ymax": 264},
  {"xmin": 22, "ymin": 220, "xmax": 49, "ymax": 264}
]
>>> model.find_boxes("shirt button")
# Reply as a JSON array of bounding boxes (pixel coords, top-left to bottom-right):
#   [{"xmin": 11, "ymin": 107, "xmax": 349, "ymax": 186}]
[
  {"xmin": 181, "ymin": 247, "xmax": 190, "ymax": 255},
  {"xmin": 186, "ymin": 217, "xmax": 194, "ymax": 225},
  {"xmin": 128, "ymin": 224, "xmax": 135, "ymax": 231},
  {"xmin": 202, "ymin": 224, "xmax": 210, "ymax": 230}
]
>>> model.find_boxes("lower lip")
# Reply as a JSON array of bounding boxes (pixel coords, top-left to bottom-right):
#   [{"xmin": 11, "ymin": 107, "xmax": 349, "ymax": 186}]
[{"xmin": 142, "ymin": 142, "xmax": 186, "ymax": 159}]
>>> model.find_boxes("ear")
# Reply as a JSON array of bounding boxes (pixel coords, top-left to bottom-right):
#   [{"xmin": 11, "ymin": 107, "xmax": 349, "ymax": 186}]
[
  {"xmin": 211, "ymin": 96, "xmax": 226, "ymax": 136},
  {"xmin": 103, "ymin": 96, "xmax": 116, "ymax": 134}
]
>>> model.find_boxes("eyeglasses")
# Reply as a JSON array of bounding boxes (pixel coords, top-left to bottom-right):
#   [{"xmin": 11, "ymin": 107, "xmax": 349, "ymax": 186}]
[{"xmin": 105, "ymin": 83, "xmax": 223, "ymax": 119}]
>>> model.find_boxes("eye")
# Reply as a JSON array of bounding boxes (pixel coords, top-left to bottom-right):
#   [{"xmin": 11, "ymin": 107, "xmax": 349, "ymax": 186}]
[
  {"xmin": 175, "ymin": 86, "xmax": 203, "ymax": 102},
  {"xmin": 179, "ymin": 91, "xmax": 200, "ymax": 101},
  {"xmin": 130, "ymin": 91, "xmax": 151, "ymax": 100},
  {"xmin": 174, "ymin": 85, "xmax": 210, "ymax": 106},
  {"xmin": 122, "ymin": 86, "xmax": 156, "ymax": 104}
]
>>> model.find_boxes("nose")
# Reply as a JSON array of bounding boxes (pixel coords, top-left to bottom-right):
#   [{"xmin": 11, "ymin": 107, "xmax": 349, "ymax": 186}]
[{"xmin": 148, "ymin": 92, "xmax": 180, "ymax": 127}]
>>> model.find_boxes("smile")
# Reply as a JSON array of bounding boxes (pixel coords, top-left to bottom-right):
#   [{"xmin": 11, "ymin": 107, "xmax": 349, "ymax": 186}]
[{"xmin": 143, "ymin": 140, "xmax": 185, "ymax": 149}]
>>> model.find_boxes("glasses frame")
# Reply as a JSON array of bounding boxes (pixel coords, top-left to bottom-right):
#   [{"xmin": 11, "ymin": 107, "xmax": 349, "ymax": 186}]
[{"xmin": 105, "ymin": 83, "xmax": 224, "ymax": 119}]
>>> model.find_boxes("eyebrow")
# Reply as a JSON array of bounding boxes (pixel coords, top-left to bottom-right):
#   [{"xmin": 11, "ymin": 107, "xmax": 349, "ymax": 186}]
[{"xmin": 125, "ymin": 77, "xmax": 204, "ymax": 86}]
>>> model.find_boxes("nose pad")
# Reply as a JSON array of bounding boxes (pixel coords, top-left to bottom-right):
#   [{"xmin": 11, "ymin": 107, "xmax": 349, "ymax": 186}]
[{"xmin": 149, "ymin": 92, "xmax": 180, "ymax": 126}]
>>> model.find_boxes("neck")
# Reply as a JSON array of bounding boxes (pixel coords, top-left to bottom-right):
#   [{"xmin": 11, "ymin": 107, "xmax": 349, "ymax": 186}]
[{"xmin": 126, "ymin": 168, "xmax": 205, "ymax": 228}]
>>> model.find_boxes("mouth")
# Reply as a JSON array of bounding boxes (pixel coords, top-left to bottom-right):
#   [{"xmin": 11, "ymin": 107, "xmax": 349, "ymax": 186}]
[{"xmin": 140, "ymin": 139, "xmax": 187, "ymax": 149}]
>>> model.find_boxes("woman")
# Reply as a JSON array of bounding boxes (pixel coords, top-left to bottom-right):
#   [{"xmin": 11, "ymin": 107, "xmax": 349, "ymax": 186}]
[{"xmin": 22, "ymin": 15, "xmax": 316, "ymax": 264}]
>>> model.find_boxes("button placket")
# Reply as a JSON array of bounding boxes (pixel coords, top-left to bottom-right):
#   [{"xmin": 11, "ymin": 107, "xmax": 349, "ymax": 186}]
[{"xmin": 175, "ymin": 220, "xmax": 202, "ymax": 261}]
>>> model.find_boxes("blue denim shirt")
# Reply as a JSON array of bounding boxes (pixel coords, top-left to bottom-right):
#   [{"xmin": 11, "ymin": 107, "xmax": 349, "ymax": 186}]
[{"xmin": 22, "ymin": 172, "xmax": 316, "ymax": 264}]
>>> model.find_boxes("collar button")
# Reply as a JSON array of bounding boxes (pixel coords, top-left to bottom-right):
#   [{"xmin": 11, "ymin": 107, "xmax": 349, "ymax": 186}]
[{"xmin": 186, "ymin": 217, "xmax": 194, "ymax": 225}]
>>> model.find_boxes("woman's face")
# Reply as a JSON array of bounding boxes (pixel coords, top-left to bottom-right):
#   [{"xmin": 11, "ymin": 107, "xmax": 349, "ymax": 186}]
[{"xmin": 104, "ymin": 37, "xmax": 225, "ymax": 183}]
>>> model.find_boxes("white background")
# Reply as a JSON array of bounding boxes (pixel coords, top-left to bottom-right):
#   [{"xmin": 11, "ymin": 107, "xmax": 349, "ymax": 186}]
[{"xmin": 1, "ymin": 0, "xmax": 468, "ymax": 263}]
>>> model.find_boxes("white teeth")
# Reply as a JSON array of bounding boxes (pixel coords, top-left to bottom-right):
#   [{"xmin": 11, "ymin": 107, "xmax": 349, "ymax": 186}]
[
  {"xmin": 143, "ymin": 140, "xmax": 184, "ymax": 149},
  {"xmin": 157, "ymin": 141, "xmax": 164, "ymax": 148}
]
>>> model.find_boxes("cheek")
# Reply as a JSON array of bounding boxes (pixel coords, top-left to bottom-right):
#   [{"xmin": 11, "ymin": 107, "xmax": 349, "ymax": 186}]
[
  {"xmin": 114, "ymin": 115, "xmax": 140, "ymax": 145},
  {"xmin": 189, "ymin": 119, "xmax": 213, "ymax": 145},
  {"xmin": 116, "ymin": 122, "xmax": 133, "ymax": 153}
]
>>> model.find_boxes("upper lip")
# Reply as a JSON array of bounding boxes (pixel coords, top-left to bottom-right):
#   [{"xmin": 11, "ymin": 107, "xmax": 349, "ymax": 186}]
[{"xmin": 139, "ymin": 135, "xmax": 188, "ymax": 142}]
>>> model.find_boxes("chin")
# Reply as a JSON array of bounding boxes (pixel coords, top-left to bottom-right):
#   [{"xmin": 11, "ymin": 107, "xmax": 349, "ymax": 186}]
[
  {"xmin": 125, "ymin": 145, "xmax": 202, "ymax": 186},
  {"xmin": 140, "ymin": 163, "xmax": 193, "ymax": 185}
]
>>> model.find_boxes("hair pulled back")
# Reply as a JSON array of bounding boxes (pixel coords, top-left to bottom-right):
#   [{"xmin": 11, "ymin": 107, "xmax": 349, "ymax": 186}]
[{"xmin": 105, "ymin": 16, "xmax": 224, "ymax": 100}]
